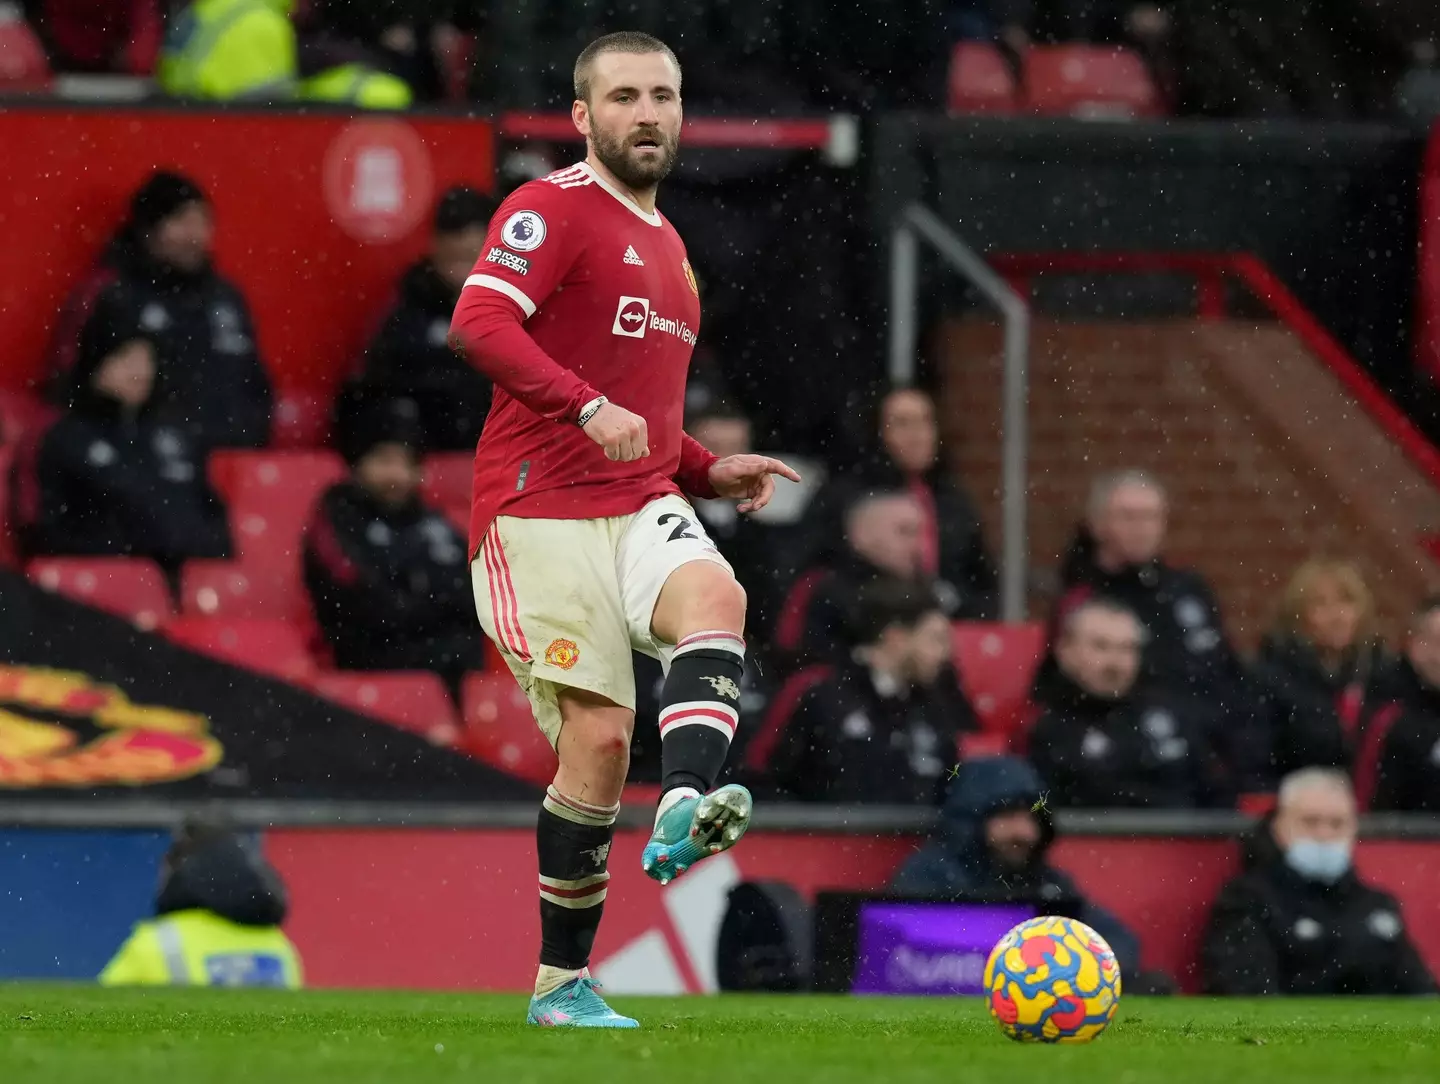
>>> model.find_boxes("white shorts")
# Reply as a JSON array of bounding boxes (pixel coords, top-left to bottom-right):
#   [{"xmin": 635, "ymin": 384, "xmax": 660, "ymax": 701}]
[{"xmin": 471, "ymin": 493, "xmax": 733, "ymax": 747}]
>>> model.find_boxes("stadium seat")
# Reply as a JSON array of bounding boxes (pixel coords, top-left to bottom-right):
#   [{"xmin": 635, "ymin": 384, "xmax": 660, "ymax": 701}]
[
  {"xmin": 26, "ymin": 556, "xmax": 174, "ymax": 630},
  {"xmin": 460, "ymin": 672, "xmax": 554, "ymax": 785},
  {"xmin": 270, "ymin": 390, "xmax": 332, "ymax": 449},
  {"xmin": 165, "ymin": 617, "xmax": 316, "ymax": 684},
  {"xmin": 1022, "ymin": 45, "xmax": 1163, "ymax": 118},
  {"xmin": 952, "ymin": 621, "xmax": 1046, "ymax": 732},
  {"xmin": 312, "ymin": 671, "xmax": 461, "ymax": 745},
  {"xmin": 0, "ymin": 13, "xmax": 53, "ymax": 92},
  {"xmin": 179, "ymin": 560, "xmax": 312, "ymax": 623},
  {"xmin": 209, "ymin": 451, "xmax": 346, "ymax": 576},
  {"xmin": 0, "ymin": 388, "xmax": 55, "ymax": 447},
  {"xmin": 421, "ymin": 452, "xmax": 473, "ymax": 509},
  {"xmin": 947, "ymin": 42, "xmax": 1019, "ymax": 115}
]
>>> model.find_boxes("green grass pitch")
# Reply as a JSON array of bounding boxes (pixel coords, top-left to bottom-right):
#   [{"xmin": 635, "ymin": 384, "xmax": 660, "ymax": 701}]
[{"xmin": 2, "ymin": 985, "xmax": 1438, "ymax": 1084}]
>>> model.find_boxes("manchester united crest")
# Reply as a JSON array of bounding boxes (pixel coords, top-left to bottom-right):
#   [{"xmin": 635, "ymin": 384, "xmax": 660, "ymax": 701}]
[
  {"xmin": 545, "ymin": 638, "xmax": 580, "ymax": 670},
  {"xmin": 682, "ymin": 258, "xmax": 699, "ymax": 296}
]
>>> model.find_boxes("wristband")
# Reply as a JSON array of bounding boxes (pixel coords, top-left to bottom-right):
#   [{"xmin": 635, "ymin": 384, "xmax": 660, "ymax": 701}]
[{"xmin": 577, "ymin": 395, "xmax": 608, "ymax": 427}]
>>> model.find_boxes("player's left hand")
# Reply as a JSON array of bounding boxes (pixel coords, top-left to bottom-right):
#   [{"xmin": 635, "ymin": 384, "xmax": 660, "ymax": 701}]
[{"xmin": 708, "ymin": 455, "xmax": 802, "ymax": 514}]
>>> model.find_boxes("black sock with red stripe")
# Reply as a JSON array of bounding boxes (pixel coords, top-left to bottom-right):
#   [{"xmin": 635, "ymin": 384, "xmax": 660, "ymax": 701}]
[
  {"xmin": 658, "ymin": 630, "xmax": 746, "ymax": 800},
  {"xmin": 537, "ymin": 786, "xmax": 617, "ymax": 971}
]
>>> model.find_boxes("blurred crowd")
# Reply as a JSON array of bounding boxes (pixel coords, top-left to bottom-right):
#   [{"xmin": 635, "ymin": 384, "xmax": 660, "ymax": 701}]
[{"xmin": 6, "ymin": 0, "xmax": 1440, "ymax": 118}]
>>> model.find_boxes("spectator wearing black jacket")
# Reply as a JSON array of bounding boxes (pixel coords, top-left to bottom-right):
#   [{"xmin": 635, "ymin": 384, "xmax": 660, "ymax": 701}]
[
  {"xmin": 1202, "ymin": 768, "xmax": 1436, "ymax": 996},
  {"xmin": 1029, "ymin": 597, "xmax": 1222, "ymax": 808},
  {"xmin": 303, "ymin": 400, "xmax": 482, "ymax": 693},
  {"xmin": 1254, "ymin": 558, "xmax": 1398, "ymax": 781},
  {"xmin": 49, "ymin": 171, "xmax": 272, "ymax": 449},
  {"xmin": 806, "ymin": 388, "xmax": 997, "ymax": 621},
  {"xmin": 25, "ymin": 292, "xmax": 231, "ymax": 573},
  {"xmin": 348, "ymin": 186, "xmax": 496, "ymax": 451},
  {"xmin": 1371, "ymin": 597, "xmax": 1440, "ymax": 812},
  {"xmin": 763, "ymin": 579, "xmax": 975, "ymax": 803}
]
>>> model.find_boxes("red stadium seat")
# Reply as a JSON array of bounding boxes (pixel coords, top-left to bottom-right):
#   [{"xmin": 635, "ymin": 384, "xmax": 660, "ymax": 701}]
[
  {"xmin": 165, "ymin": 617, "xmax": 316, "ymax": 684},
  {"xmin": 1022, "ymin": 45, "xmax": 1163, "ymax": 118},
  {"xmin": 953, "ymin": 621, "xmax": 1046, "ymax": 732},
  {"xmin": 270, "ymin": 390, "xmax": 333, "ymax": 449},
  {"xmin": 947, "ymin": 42, "xmax": 1019, "ymax": 115},
  {"xmin": 460, "ymin": 672, "xmax": 554, "ymax": 785},
  {"xmin": 0, "ymin": 14, "xmax": 53, "ymax": 92},
  {"xmin": 313, "ymin": 671, "xmax": 461, "ymax": 745},
  {"xmin": 179, "ymin": 560, "xmax": 312, "ymax": 623},
  {"xmin": 422, "ymin": 452, "xmax": 473, "ymax": 509},
  {"xmin": 27, "ymin": 557, "xmax": 174, "ymax": 630},
  {"xmin": 0, "ymin": 389, "xmax": 55, "ymax": 447},
  {"xmin": 209, "ymin": 451, "xmax": 346, "ymax": 577}
]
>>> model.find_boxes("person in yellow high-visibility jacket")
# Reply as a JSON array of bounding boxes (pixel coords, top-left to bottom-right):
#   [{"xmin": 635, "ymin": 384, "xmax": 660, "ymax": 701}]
[
  {"xmin": 100, "ymin": 820, "xmax": 303, "ymax": 989},
  {"xmin": 158, "ymin": 0, "xmax": 411, "ymax": 109}
]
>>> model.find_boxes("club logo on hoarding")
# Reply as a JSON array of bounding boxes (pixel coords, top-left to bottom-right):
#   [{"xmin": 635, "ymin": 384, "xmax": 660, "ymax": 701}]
[{"xmin": 0, "ymin": 666, "xmax": 222, "ymax": 788}]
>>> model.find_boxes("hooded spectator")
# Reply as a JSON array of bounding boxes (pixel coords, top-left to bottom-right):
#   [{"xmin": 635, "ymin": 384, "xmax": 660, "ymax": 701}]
[
  {"xmin": 890, "ymin": 755, "xmax": 1142, "ymax": 981},
  {"xmin": 303, "ymin": 398, "xmax": 482, "ymax": 694},
  {"xmin": 805, "ymin": 388, "xmax": 996, "ymax": 621},
  {"xmin": 24, "ymin": 292, "xmax": 231, "ymax": 573},
  {"xmin": 348, "ymin": 186, "xmax": 496, "ymax": 452},
  {"xmin": 1202, "ymin": 768, "xmax": 1435, "ymax": 996},
  {"xmin": 49, "ymin": 171, "xmax": 272, "ymax": 449},
  {"xmin": 1029, "ymin": 596, "xmax": 1224, "ymax": 808},
  {"xmin": 758, "ymin": 578, "xmax": 975, "ymax": 803},
  {"xmin": 1370, "ymin": 596, "xmax": 1440, "ymax": 812},
  {"xmin": 1254, "ymin": 557, "xmax": 1398, "ymax": 781},
  {"xmin": 100, "ymin": 818, "xmax": 301, "ymax": 987}
]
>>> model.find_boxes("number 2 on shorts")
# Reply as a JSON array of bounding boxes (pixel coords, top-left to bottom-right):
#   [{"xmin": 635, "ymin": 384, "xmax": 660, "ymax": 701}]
[{"xmin": 658, "ymin": 512, "xmax": 697, "ymax": 542}]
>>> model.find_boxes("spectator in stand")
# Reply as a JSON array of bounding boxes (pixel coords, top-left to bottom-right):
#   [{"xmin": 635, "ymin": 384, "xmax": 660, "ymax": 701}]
[
  {"xmin": 1253, "ymin": 557, "xmax": 1397, "ymax": 781},
  {"xmin": 303, "ymin": 398, "xmax": 482, "ymax": 695},
  {"xmin": 49, "ymin": 171, "xmax": 272, "ymax": 450},
  {"xmin": 345, "ymin": 186, "xmax": 496, "ymax": 452},
  {"xmin": 1371, "ymin": 597, "xmax": 1440, "ymax": 812},
  {"xmin": 22, "ymin": 0, "xmax": 162, "ymax": 74},
  {"xmin": 761, "ymin": 579, "xmax": 976, "ymax": 804},
  {"xmin": 1029, "ymin": 597, "xmax": 1222, "ymax": 808},
  {"xmin": 775, "ymin": 489, "xmax": 925, "ymax": 666},
  {"xmin": 24, "ymin": 293, "xmax": 231, "ymax": 574},
  {"xmin": 890, "ymin": 755, "xmax": 1143, "ymax": 981},
  {"xmin": 295, "ymin": 0, "xmax": 475, "ymax": 102},
  {"xmin": 1202, "ymin": 768, "xmax": 1436, "ymax": 996},
  {"xmin": 807, "ymin": 388, "xmax": 997, "ymax": 621}
]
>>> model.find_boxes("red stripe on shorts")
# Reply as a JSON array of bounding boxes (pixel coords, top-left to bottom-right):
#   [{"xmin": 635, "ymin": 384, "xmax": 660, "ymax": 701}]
[
  {"xmin": 490, "ymin": 523, "xmax": 531, "ymax": 660},
  {"xmin": 483, "ymin": 525, "xmax": 527, "ymax": 660}
]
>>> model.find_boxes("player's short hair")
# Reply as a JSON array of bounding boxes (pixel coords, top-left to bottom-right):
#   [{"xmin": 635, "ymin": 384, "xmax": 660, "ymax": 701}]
[
  {"xmin": 573, "ymin": 31, "xmax": 681, "ymax": 103},
  {"xmin": 433, "ymin": 186, "xmax": 496, "ymax": 235},
  {"xmin": 848, "ymin": 578, "xmax": 944, "ymax": 647},
  {"xmin": 1086, "ymin": 468, "xmax": 1166, "ymax": 523}
]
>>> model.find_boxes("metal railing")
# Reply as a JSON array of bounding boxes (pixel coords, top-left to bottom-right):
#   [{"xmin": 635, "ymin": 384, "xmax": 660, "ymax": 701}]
[{"xmin": 888, "ymin": 204, "xmax": 1031, "ymax": 621}]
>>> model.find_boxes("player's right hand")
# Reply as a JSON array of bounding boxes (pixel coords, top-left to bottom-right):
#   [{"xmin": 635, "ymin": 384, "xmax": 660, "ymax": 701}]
[{"xmin": 582, "ymin": 402, "xmax": 650, "ymax": 462}]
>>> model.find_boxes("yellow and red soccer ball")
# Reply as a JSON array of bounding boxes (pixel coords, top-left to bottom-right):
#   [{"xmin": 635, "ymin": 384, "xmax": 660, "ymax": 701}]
[{"xmin": 983, "ymin": 916, "xmax": 1121, "ymax": 1043}]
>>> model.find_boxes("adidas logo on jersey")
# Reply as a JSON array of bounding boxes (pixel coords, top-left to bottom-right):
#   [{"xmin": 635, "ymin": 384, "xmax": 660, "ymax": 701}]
[{"xmin": 623, "ymin": 245, "xmax": 645, "ymax": 266}]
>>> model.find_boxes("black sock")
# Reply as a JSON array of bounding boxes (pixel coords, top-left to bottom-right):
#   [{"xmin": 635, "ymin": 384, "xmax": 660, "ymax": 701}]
[
  {"xmin": 537, "ymin": 785, "xmax": 618, "ymax": 970},
  {"xmin": 659, "ymin": 630, "xmax": 746, "ymax": 798}
]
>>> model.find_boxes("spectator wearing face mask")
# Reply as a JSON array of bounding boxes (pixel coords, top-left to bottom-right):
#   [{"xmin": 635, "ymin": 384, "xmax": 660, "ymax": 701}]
[
  {"xmin": 755, "ymin": 579, "xmax": 976, "ymax": 803},
  {"xmin": 1202, "ymin": 768, "xmax": 1435, "ymax": 995},
  {"xmin": 1370, "ymin": 597, "xmax": 1440, "ymax": 812},
  {"xmin": 1029, "ymin": 596, "xmax": 1225, "ymax": 808}
]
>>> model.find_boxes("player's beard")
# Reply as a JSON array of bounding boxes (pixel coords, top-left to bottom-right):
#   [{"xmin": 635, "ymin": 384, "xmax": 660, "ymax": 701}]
[{"xmin": 592, "ymin": 125, "xmax": 678, "ymax": 190}]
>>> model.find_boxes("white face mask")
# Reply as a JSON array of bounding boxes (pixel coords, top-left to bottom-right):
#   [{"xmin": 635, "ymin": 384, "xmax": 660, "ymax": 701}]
[{"xmin": 1285, "ymin": 838, "xmax": 1353, "ymax": 885}]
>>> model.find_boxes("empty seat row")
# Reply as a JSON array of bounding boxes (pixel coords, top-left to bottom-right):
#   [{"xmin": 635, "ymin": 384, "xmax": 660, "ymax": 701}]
[{"xmin": 948, "ymin": 42, "xmax": 1163, "ymax": 118}]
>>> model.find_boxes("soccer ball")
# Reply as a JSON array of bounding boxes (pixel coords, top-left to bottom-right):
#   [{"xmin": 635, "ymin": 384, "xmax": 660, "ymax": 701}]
[{"xmin": 982, "ymin": 915, "xmax": 1121, "ymax": 1043}]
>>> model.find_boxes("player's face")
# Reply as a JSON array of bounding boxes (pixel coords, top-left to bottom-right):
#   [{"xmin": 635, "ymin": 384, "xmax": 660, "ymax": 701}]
[
  {"xmin": 1093, "ymin": 483, "xmax": 1166, "ymax": 566},
  {"xmin": 433, "ymin": 224, "xmax": 488, "ymax": 295},
  {"xmin": 1057, "ymin": 609, "xmax": 1142, "ymax": 699},
  {"xmin": 355, "ymin": 443, "xmax": 421, "ymax": 508},
  {"xmin": 880, "ymin": 390, "xmax": 938, "ymax": 474},
  {"xmin": 577, "ymin": 51, "xmax": 682, "ymax": 190},
  {"xmin": 148, "ymin": 201, "xmax": 214, "ymax": 273}
]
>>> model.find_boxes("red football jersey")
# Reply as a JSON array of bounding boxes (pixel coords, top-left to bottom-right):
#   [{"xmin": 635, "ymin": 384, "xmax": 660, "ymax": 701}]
[{"xmin": 450, "ymin": 161, "xmax": 717, "ymax": 555}]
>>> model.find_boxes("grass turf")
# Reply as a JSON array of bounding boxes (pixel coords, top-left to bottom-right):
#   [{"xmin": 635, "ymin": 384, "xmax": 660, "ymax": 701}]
[{"xmin": 2, "ymin": 986, "xmax": 1437, "ymax": 1084}]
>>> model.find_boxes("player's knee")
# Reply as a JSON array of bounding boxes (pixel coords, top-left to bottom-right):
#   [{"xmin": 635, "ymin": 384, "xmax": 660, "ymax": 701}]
[{"xmin": 694, "ymin": 569, "xmax": 747, "ymax": 631}]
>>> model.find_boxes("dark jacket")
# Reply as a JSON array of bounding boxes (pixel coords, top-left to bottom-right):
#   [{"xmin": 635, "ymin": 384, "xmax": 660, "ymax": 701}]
[
  {"xmin": 890, "ymin": 756, "xmax": 1141, "ymax": 978},
  {"xmin": 765, "ymin": 656, "xmax": 966, "ymax": 804},
  {"xmin": 51, "ymin": 236, "xmax": 272, "ymax": 449},
  {"xmin": 1202, "ymin": 816, "xmax": 1436, "ymax": 995},
  {"xmin": 1028, "ymin": 667, "xmax": 1223, "ymax": 809},
  {"xmin": 1253, "ymin": 635, "xmax": 1399, "ymax": 781},
  {"xmin": 302, "ymin": 480, "xmax": 481, "ymax": 678},
  {"xmin": 354, "ymin": 259, "xmax": 492, "ymax": 451},
  {"xmin": 157, "ymin": 834, "xmax": 288, "ymax": 927},
  {"xmin": 1371, "ymin": 660, "xmax": 1440, "ymax": 813}
]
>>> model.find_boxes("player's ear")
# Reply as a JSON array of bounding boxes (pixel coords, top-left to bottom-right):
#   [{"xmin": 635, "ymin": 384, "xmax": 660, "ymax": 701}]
[{"xmin": 572, "ymin": 98, "xmax": 590, "ymax": 139}]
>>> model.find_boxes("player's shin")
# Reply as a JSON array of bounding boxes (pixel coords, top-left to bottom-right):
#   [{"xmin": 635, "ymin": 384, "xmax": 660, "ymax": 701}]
[
  {"xmin": 535, "ymin": 785, "xmax": 618, "ymax": 996},
  {"xmin": 656, "ymin": 630, "xmax": 745, "ymax": 820}
]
